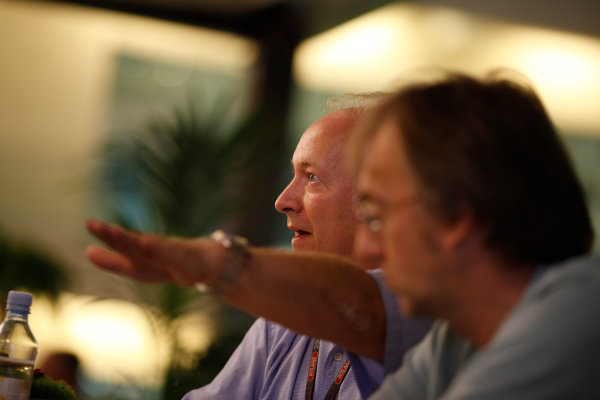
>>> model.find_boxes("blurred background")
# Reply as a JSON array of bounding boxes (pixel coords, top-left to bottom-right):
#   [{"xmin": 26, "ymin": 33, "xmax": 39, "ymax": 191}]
[{"xmin": 0, "ymin": 0, "xmax": 599, "ymax": 398}]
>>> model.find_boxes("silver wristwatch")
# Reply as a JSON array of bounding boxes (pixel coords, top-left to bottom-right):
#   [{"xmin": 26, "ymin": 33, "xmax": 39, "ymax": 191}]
[{"xmin": 195, "ymin": 230, "xmax": 249, "ymax": 295}]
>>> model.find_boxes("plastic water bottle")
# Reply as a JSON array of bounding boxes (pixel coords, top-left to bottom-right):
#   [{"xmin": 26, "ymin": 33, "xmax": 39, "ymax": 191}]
[{"xmin": 0, "ymin": 291, "xmax": 39, "ymax": 400}]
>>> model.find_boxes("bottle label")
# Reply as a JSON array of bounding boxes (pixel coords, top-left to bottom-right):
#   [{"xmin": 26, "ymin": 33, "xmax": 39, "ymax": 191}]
[
  {"xmin": 0, "ymin": 376, "xmax": 31, "ymax": 400},
  {"xmin": 0, "ymin": 356, "xmax": 34, "ymax": 400}
]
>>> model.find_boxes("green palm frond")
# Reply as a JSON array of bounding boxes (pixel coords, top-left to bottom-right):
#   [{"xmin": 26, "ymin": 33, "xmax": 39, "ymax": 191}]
[
  {"xmin": 95, "ymin": 95, "xmax": 262, "ymax": 398},
  {"xmin": 98, "ymin": 97, "xmax": 260, "ymax": 238}
]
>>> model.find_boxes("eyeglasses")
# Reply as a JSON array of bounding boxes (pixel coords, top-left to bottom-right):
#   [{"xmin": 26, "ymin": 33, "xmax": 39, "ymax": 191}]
[{"xmin": 356, "ymin": 195, "xmax": 417, "ymax": 233}]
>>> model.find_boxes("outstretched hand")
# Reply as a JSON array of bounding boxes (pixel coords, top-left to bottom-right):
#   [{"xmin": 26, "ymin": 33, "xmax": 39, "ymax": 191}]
[{"xmin": 85, "ymin": 219, "xmax": 221, "ymax": 286}]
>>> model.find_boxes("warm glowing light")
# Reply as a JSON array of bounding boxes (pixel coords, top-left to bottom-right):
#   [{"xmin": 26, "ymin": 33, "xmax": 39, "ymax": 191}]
[
  {"xmin": 294, "ymin": 3, "xmax": 422, "ymax": 90},
  {"xmin": 0, "ymin": 0, "xmax": 258, "ymax": 72},
  {"xmin": 477, "ymin": 28, "xmax": 600, "ymax": 135},
  {"xmin": 174, "ymin": 313, "xmax": 216, "ymax": 369},
  {"xmin": 67, "ymin": 302, "xmax": 151, "ymax": 359},
  {"xmin": 29, "ymin": 293, "xmax": 213, "ymax": 388},
  {"xmin": 176, "ymin": 314, "xmax": 214, "ymax": 355},
  {"xmin": 422, "ymin": 8, "xmax": 476, "ymax": 52},
  {"xmin": 524, "ymin": 50, "xmax": 595, "ymax": 88},
  {"xmin": 315, "ymin": 25, "xmax": 394, "ymax": 65},
  {"xmin": 294, "ymin": 2, "xmax": 600, "ymax": 136}
]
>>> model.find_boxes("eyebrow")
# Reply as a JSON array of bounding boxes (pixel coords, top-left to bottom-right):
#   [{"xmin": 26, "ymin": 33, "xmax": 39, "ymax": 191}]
[
  {"xmin": 358, "ymin": 188, "xmax": 388, "ymax": 207},
  {"xmin": 290, "ymin": 159, "xmax": 314, "ymax": 169},
  {"xmin": 357, "ymin": 192, "xmax": 375, "ymax": 204}
]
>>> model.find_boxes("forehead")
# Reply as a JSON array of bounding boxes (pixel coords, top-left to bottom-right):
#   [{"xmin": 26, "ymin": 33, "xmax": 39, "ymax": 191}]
[
  {"xmin": 293, "ymin": 109, "xmax": 358, "ymax": 165},
  {"xmin": 358, "ymin": 119, "xmax": 413, "ymax": 199}
]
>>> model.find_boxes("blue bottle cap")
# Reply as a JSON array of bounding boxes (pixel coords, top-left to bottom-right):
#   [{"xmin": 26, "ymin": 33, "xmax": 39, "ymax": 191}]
[{"xmin": 7, "ymin": 291, "xmax": 33, "ymax": 314}]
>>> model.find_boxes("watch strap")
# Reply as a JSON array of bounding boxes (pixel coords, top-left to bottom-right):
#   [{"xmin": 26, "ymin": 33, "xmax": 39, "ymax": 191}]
[{"xmin": 195, "ymin": 230, "xmax": 249, "ymax": 296}]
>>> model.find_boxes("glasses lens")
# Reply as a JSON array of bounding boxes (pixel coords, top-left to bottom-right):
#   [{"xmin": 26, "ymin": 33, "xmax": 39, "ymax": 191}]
[
  {"xmin": 367, "ymin": 218, "xmax": 381, "ymax": 233},
  {"xmin": 356, "ymin": 202, "xmax": 381, "ymax": 233}
]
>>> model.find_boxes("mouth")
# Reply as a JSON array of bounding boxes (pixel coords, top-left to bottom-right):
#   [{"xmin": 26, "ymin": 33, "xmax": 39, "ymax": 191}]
[
  {"xmin": 291, "ymin": 229, "xmax": 312, "ymax": 249},
  {"xmin": 294, "ymin": 229, "xmax": 311, "ymax": 238},
  {"xmin": 288, "ymin": 224, "xmax": 312, "ymax": 245}
]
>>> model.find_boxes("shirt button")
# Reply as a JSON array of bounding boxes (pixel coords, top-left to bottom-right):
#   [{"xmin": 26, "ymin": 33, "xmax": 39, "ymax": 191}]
[{"xmin": 334, "ymin": 352, "xmax": 343, "ymax": 362}]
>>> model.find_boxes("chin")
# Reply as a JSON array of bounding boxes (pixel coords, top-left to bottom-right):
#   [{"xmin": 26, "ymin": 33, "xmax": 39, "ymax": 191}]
[
  {"xmin": 291, "ymin": 241, "xmax": 315, "ymax": 252},
  {"xmin": 396, "ymin": 296, "xmax": 420, "ymax": 318}
]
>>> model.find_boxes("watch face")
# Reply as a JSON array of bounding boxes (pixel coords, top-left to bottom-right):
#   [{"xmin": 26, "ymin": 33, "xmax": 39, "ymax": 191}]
[{"xmin": 205, "ymin": 230, "xmax": 249, "ymax": 296}]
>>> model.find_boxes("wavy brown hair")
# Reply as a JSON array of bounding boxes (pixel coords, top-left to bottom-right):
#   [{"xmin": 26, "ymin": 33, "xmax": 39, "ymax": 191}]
[{"xmin": 351, "ymin": 70, "xmax": 593, "ymax": 265}]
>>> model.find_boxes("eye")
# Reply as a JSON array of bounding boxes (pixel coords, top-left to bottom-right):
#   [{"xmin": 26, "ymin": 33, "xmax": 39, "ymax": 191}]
[
  {"xmin": 357, "ymin": 200, "xmax": 376, "ymax": 220},
  {"xmin": 356, "ymin": 199, "xmax": 382, "ymax": 233},
  {"xmin": 308, "ymin": 173, "xmax": 320, "ymax": 182}
]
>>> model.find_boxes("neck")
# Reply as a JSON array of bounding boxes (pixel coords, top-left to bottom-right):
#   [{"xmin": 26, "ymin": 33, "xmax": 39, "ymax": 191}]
[{"xmin": 444, "ymin": 258, "xmax": 536, "ymax": 348}]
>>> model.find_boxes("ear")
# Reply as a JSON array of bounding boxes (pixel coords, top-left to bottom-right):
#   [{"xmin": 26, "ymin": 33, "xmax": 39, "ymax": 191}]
[{"xmin": 441, "ymin": 213, "xmax": 474, "ymax": 251}]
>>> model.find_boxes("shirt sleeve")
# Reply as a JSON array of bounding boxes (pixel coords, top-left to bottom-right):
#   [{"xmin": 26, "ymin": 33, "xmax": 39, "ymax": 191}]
[
  {"xmin": 440, "ymin": 266, "xmax": 600, "ymax": 400},
  {"xmin": 368, "ymin": 269, "xmax": 433, "ymax": 374},
  {"xmin": 369, "ymin": 324, "xmax": 437, "ymax": 400},
  {"xmin": 182, "ymin": 318, "xmax": 270, "ymax": 400},
  {"xmin": 369, "ymin": 321, "xmax": 474, "ymax": 400}
]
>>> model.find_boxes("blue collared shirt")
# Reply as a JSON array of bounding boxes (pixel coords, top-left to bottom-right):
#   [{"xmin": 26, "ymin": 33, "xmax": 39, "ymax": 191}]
[
  {"xmin": 369, "ymin": 255, "xmax": 600, "ymax": 400},
  {"xmin": 183, "ymin": 270, "xmax": 431, "ymax": 400}
]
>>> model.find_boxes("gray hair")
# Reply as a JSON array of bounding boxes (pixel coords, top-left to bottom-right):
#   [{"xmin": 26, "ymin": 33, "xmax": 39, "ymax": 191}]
[{"xmin": 325, "ymin": 92, "xmax": 388, "ymax": 114}]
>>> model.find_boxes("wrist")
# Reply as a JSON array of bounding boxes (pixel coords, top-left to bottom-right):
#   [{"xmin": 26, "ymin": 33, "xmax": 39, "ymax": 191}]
[{"xmin": 195, "ymin": 230, "xmax": 249, "ymax": 296}]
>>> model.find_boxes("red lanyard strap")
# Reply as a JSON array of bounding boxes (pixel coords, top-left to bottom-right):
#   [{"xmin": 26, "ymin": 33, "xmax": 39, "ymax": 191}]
[
  {"xmin": 305, "ymin": 338, "xmax": 320, "ymax": 400},
  {"xmin": 305, "ymin": 339, "xmax": 352, "ymax": 400},
  {"xmin": 323, "ymin": 359, "xmax": 351, "ymax": 400}
]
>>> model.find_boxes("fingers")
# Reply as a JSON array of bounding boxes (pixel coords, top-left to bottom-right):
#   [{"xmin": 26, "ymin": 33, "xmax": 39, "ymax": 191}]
[
  {"xmin": 85, "ymin": 219, "xmax": 200, "ymax": 285},
  {"xmin": 86, "ymin": 218, "xmax": 162, "ymax": 279},
  {"xmin": 86, "ymin": 219, "xmax": 148, "ymax": 256},
  {"xmin": 86, "ymin": 244, "xmax": 168, "ymax": 283},
  {"xmin": 86, "ymin": 244, "xmax": 131, "ymax": 273}
]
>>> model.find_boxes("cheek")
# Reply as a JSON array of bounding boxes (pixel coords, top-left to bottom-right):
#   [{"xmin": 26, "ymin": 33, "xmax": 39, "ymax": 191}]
[
  {"xmin": 307, "ymin": 192, "xmax": 355, "ymax": 226},
  {"xmin": 309, "ymin": 196, "xmax": 358, "ymax": 250},
  {"xmin": 318, "ymin": 209, "xmax": 357, "ymax": 241},
  {"xmin": 380, "ymin": 220, "xmax": 422, "ymax": 281},
  {"xmin": 382, "ymin": 216, "xmax": 443, "ymax": 284},
  {"xmin": 381, "ymin": 241, "xmax": 405, "ymax": 281}
]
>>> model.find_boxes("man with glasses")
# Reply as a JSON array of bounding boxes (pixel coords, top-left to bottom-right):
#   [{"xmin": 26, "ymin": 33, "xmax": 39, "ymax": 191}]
[{"xmin": 350, "ymin": 71, "xmax": 599, "ymax": 399}]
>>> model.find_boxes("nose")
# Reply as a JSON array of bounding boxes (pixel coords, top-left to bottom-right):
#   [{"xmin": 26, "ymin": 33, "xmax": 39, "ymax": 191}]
[
  {"xmin": 353, "ymin": 224, "xmax": 384, "ymax": 270},
  {"xmin": 275, "ymin": 179, "xmax": 302, "ymax": 214}
]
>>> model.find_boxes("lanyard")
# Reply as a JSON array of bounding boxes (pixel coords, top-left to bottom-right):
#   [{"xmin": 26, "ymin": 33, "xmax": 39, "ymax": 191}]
[{"xmin": 305, "ymin": 339, "xmax": 352, "ymax": 400}]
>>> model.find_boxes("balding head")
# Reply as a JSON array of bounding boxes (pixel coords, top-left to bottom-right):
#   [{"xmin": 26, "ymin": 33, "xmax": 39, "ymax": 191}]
[{"xmin": 275, "ymin": 107, "xmax": 366, "ymax": 261}]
